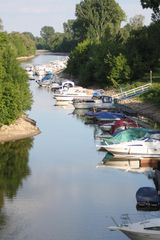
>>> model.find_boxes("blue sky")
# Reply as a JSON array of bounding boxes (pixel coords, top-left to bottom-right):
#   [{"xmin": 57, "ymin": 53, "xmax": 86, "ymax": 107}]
[{"xmin": 0, "ymin": 0, "xmax": 152, "ymax": 36}]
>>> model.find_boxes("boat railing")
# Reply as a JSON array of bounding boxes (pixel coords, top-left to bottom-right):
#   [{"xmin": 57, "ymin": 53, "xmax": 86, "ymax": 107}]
[
  {"xmin": 113, "ymin": 83, "xmax": 152, "ymax": 101},
  {"xmin": 109, "ymin": 212, "xmax": 160, "ymax": 227}
]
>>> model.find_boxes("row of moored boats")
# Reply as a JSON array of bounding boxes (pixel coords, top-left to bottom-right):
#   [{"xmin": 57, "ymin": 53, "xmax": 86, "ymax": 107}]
[{"xmin": 26, "ymin": 60, "xmax": 160, "ymax": 240}]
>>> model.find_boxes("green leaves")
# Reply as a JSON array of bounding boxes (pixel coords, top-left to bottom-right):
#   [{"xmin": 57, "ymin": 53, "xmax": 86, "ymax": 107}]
[
  {"xmin": 105, "ymin": 53, "xmax": 131, "ymax": 87},
  {"xmin": 75, "ymin": 0, "xmax": 125, "ymax": 41},
  {"xmin": 8, "ymin": 32, "xmax": 36, "ymax": 57},
  {"xmin": 0, "ymin": 32, "xmax": 32, "ymax": 125}
]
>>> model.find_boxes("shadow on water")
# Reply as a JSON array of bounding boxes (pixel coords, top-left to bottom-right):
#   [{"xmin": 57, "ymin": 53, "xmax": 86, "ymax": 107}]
[{"xmin": 0, "ymin": 138, "xmax": 33, "ymax": 227}]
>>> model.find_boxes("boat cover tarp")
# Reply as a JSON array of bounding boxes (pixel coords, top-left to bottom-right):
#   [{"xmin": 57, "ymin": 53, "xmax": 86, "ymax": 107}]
[
  {"xmin": 102, "ymin": 128, "xmax": 152, "ymax": 145},
  {"xmin": 136, "ymin": 187, "xmax": 160, "ymax": 204}
]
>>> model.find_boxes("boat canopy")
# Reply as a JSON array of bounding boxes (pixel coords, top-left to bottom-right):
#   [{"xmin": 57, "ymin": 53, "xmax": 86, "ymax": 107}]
[{"xmin": 102, "ymin": 128, "xmax": 152, "ymax": 145}]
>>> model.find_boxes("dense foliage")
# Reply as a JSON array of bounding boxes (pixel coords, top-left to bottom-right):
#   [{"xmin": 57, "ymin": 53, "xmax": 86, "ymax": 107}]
[
  {"xmin": 73, "ymin": 0, "xmax": 125, "ymax": 41},
  {"xmin": 36, "ymin": 22, "xmax": 78, "ymax": 52},
  {"xmin": 32, "ymin": 0, "xmax": 160, "ymax": 89},
  {"xmin": 9, "ymin": 32, "xmax": 36, "ymax": 57},
  {"xmin": 0, "ymin": 32, "xmax": 32, "ymax": 125},
  {"xmin": 65, "ymin": 0, "xmax": 160, "ymax": 88}
]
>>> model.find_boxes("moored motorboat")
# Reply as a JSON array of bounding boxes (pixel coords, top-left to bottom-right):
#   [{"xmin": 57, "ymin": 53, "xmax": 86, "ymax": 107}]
[
  {"xmin": 103, "ymin": 131, "xmax": 160, "ymax": 156},
  {"xmin": 99, "ymin": 118, "xmax": 140, "ymax": 134},
  {"xmin": 108, "ymin": 217, "xmax": 160, "ymax": 240},
  {"xmin": 96, "ymin": 128, "xmax": 153, "ymax": 151},
  {"xmin": 73, "ymin": 95, "xmax": 116, "ymax": 110},
  {"xmin": 54, "ymin": 87, "xmax": 93, "ymax": 102},
  {"xmin": 51, "ymin": 80, "xmax": 75, "ymax": 93},
  {"xmin": 85, "ymin": 111, "xmax": 125, "ymax": 122},
  {"xmin": 36, "ymin": 72, "xmax": 55, "ymax": 87}
]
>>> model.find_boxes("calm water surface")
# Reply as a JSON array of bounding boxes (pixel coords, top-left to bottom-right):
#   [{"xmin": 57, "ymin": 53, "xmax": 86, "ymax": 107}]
[{"xmin": 0, "ymin": 54, "xmax": 157, "ymax": 240}]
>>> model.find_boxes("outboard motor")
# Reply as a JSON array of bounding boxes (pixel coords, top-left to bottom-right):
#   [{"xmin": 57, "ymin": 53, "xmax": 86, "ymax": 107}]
[{"xmin": 136, "ymin": 170, "xmax": 160, "ymax": 211}]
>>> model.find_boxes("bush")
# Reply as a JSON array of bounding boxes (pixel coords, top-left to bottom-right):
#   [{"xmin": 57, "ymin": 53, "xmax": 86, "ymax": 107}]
[{"xmin": 0, "ymin": 32, "xmax": 32, "ymax": 125}]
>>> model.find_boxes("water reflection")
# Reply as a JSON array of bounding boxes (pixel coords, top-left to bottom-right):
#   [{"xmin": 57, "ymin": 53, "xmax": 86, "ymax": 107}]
[
  {"xmin": 21, "ymin": 53, "xmax": 66, "ymax": 66},
  {"xmin": 99, "ymin": 152, "xmax": 160, "ymax": 174},
  {"xmin": 0, "ymin": 138, "xmax": 33, "ymax": 208}
]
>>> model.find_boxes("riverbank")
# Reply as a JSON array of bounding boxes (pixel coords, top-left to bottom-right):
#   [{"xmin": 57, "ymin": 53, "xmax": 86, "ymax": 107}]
[
  {"xmin": 105, "ymin": 89, "xmax": 160, "ymax": 125},
  {"xmin": 17, "ymin": 55, "xmax": 35, "ymax": 61},
  {"xmin": 59, "ymin": 71, "xmax": 160, "ymax": 125},
  {"xmin": 0, "ymin": 115, "xmax": 40, "ymax": 143},
  {"xmin": 119, "ymin": 98, "xmax": 160, "ymax": 125}
]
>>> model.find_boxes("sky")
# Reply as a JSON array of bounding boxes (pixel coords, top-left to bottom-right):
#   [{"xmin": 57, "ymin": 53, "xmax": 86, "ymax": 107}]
[{"xmin": 0, "ymin": 0, "xmax": 153, "ymax": 36}]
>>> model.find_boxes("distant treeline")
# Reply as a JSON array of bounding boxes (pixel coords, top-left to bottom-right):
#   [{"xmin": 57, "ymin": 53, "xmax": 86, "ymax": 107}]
[{"xmin": 0, "ymin": 32, "xmax": 32, "ymax": 125}]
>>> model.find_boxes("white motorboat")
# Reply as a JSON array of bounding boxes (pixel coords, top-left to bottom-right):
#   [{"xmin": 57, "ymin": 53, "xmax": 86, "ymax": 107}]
[
  {"xmin": 36, "ymin": 72, "xmax": 55, "ymax": 87},
  {"xmin": 73, "ymin": 95, "xmax": 116, "ymax": 109},
  {"xmin": 25, "ymin": 64, "xmax": 35, "ymax": 80},
  {"xmin": 103, "ymin": 131, "xmax": 160, "ymax": 157},
  {"xmin": 108, "ymin": 217, "xmax": 160, "ymax": 240},
  {"xmin": 54, "ymin": 87, "xmax": 93, "ymax": 101},
  {"xmin": 51, "ymin": 80, "xmax": 75, "ymax": 92}
]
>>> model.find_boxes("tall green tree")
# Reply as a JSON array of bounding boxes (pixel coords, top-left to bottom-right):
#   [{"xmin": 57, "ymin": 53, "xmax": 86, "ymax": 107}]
[
  {"xmin": 63, "ymin": 20, "xmax": 75, "ymax": 40},
  {"xmin": 125, "ymin": 20, "xmax": 160, "ymax": 80},
  {"xmin": 40, "ymin": 26, "xmax": 55, "ymax": 49},
  {"xmin": 74, "ymin": 0, "xmax": 125, "ymax": 41}
]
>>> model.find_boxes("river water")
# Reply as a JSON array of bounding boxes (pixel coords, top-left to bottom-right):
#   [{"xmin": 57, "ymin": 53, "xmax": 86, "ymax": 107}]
[{"xmin": 0, "ymin": 54, "xmax": 158, "ymax": 240}]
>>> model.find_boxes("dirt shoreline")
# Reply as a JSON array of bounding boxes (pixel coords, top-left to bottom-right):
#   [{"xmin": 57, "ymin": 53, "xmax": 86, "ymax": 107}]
[
  {"xmin": 119, "ymin": 99, "xmax": 160, "ymax": 125},
  {"xmin": 105, "ymin": 89, "xmax": 160, "ymax": 125},
  {"xmin": 0, "ymin": 116, "xmax": 41, "ymax": 143}
]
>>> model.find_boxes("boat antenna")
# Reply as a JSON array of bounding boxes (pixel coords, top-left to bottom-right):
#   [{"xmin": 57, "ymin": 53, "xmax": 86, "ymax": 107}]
[{"xmin": 111, "ymin": 217, "xmax": 119, "ymax": 226}]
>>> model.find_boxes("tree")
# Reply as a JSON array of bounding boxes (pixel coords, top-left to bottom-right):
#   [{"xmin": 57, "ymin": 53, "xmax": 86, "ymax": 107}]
[
  {"xmin": 105, "ymin": 53, "xmax": 131, "ymax": 87},
  {"xmin": 74, "ymin": 0, "xmax": 125, "ymax": 41},
  {"xmin": 8, "ymin": 32, "xmax": 36, "ymax": 57},
  {"xmin": 140, "ymin": 0, "xmax": 160, "ymax": 11},
  {"xmin": 66, "ymin": 39, "xmax": 93, "ymax": 78},
  {"xmin": 23, "ymin": 32, "xmax": 35, "ymax": 41},
  {"xmin": 129, "ymin": 15, "xmax": 145, "ymax": 30},
  {"xmin": 140, "ymin": 0, "xmax": 160, "ymax": 21},
  {"xmin": 63, "ymin": 20, "xmax": 75, "ymax": 40},
  {"xmin": 0, "ymin": 32, "xmax": 32, "ymax": 125},
  {"xmin": 48, "ymin": 32, "xmax": 64, "ymax": 51},
  {"xmin": 40, "ymin": 26, "xmax": 55, "ymax": 49}
]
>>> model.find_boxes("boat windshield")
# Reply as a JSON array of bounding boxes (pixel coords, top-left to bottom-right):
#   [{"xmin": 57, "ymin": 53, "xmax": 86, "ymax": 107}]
[{"xmin": 144, "ymin": 226, "xmax": 160, "ymax": 231}]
